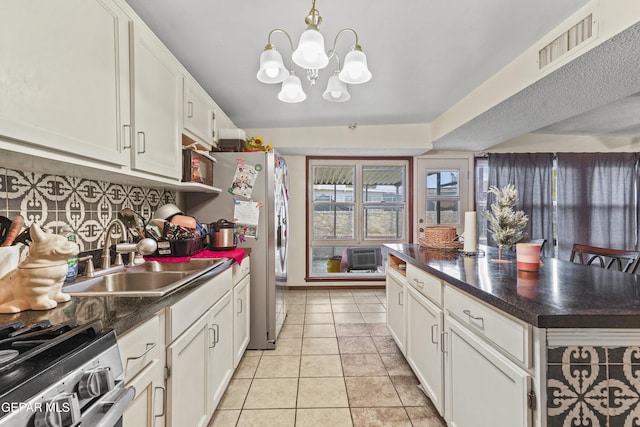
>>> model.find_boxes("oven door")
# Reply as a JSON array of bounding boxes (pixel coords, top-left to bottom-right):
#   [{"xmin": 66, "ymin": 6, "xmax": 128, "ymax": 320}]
[{"xmin": 75, "ymin": 382, "xmax": 135, "ymax": 427}]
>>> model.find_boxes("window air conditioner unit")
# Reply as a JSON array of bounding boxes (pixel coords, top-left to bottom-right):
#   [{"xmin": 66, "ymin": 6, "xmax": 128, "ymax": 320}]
[{"xmin": 347, "ymin": 247, "xmax": 382, "ymax": 272}]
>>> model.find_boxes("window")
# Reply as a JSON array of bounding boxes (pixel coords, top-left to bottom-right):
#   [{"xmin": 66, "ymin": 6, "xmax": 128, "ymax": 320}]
[
  {"xmin": 307, "ymin": 158, "xmax": 411, "ymax": 279},
  {"xmin": 425, "ymin": 170, "xmax": 460, "ymax": 226}
]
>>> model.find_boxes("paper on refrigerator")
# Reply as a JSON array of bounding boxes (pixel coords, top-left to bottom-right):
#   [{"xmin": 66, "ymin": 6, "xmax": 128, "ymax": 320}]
[{"xmin": 234, "ymin": 200, "xmax": 261, "ymax": 239}]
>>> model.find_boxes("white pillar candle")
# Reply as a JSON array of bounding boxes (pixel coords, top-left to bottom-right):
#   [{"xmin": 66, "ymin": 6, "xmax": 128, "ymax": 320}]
[{"xmin": 463, "ymin": 211, "xmax": 477, "ymax": 253}]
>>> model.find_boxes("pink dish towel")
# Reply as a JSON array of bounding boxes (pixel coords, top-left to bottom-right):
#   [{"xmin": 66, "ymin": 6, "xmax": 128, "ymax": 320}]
[
  {"xmin": 145, "ymin": 248, "xmax": 246, "ymax": 265},
  {"xmin": 193, "ymin": 249, "xmax": 246, "ymax": 265}
]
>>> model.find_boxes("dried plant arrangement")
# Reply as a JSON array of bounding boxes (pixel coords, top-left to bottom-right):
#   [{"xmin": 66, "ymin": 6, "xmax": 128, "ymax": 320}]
[{"xmin": 483, "ymin": 184, "xmax": 528, "ymax": 263}]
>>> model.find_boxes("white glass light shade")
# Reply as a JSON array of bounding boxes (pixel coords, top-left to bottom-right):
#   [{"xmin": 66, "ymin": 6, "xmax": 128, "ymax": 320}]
[
  {"xmin": 277, "ymin": 74, "xmax": 307, "ymax": 103},
  {"xmin": 257, "ymin": 49, "xmax": 289, "ymax": 84},
  {"xmin": 338, "ymin": 49, "xmax": 372, "ymax": 84},
  {"xmin": 292, "ymin": 28, "xmax": 329, "ymax": 70},
  {"xmin": 322, "ymin": 74, "xmax": 350, "ymax": 102}
]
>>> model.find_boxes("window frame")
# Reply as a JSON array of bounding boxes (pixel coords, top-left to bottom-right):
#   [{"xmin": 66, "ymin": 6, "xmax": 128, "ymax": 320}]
[{"xmin": 306, "ymin": 156, "xmax": 413, "ymax": 281}]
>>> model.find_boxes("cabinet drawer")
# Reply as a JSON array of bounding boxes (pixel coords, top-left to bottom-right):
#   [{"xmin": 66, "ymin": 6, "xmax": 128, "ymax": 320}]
[
  {"xmin": 406, "ymin": 264, "xmax": 443, "ymax": 307},
  {"xmin": 168, "ymin": 267, "xmax": 232, "ymax": 343},
  {"xmin": 232, "ymin": 256, "xmax": 250, "ymax": 285},
  {"xmin": 118, "ymin": 314, "xmax": 163, "ymax": 383},
  {"xmin": 444, "ymin": 286, "xmax": 531, "ymax": 366}
]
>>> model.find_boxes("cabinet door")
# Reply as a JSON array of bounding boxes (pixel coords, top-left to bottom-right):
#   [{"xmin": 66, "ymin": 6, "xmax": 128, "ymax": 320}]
[
  {"xmin": 207, "ymin": 291, "xmax": 234, "ymax": 416},
  {"xmin": 123, "ymin": 358, "xmax": 165, "ymax": 427},
  {"xmin": 386, "ymin": 270, "xmax": 406, "ymax": 354},
  {"xmin": 445, "ymin": 317, "xmax": 531, "ymax": 427},
  {"xmin": 183, "ymin": 77, "xmax": 214, "ymax": 146},
  {"xmin": 407, "ymin": 286, "xmax": 444, "ymax": 416},
  {"xmin": 166, "ymin": 312, "xmax": 210, "ymax": 427},
  {"xmin": 233, "ymin": 275, "xmax": 251, "ymax": 367},
  {"xmin": 131, "ymin": 22, "xmax": 181, "ymax": 179},
  {"xmin": 0, "ymin": 0, "xmax": 130, "ymax": 165}
]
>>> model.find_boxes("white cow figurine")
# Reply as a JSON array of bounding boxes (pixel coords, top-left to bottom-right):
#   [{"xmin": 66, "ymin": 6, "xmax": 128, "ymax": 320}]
[{"xmin": 0, "ymin": 224, "xmax": 79, "ymax": 313}]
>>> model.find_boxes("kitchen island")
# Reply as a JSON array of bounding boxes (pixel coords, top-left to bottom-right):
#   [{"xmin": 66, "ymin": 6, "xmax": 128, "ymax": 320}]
[{"xmin": 384, "ymin": 244, "xmax": 640, "ymax": 427}]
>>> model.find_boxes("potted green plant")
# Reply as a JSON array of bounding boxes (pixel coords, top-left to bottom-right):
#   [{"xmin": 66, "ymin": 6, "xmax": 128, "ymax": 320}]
[{"xmin": 483, "ymin": 184, "xmax": 528, "ymax": 263}]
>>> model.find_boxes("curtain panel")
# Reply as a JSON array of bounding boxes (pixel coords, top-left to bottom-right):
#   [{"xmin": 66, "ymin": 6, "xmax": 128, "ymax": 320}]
[
  {"xmin": 487, "ymin": 153, "xmax": 554, "ymax": 256},
  {"xmin": 556, "ymin": 152, "xmax": 639, "ymax": 261}
]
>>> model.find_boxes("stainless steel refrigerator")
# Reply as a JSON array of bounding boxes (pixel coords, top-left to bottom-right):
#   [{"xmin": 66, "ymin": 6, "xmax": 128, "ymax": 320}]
[{"xmin": 185, "ymin": 151, "xmax": 288, "ymax": 349}]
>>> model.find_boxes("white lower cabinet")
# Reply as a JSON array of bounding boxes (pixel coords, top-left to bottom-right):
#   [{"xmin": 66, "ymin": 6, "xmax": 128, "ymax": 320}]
[
  {"xmin": 206, "ymin": 292, "xmax": 234, "ymax": 414},
  {"xmin": 444, "ymin": 317, "xmax": 531, "ymax": 427},
  {"xmin": 233, "ymin": 274, "xmax": 251, "ymax": 367},
  {"xmin": 165, "ymin": 268, "xmax": 234, "ymax": 427},
  {"xmin": 386, "ymin": 268, "xmax": 406, "ymax": 354},
  {"xmin": 387, "ymin": 256, "xmax": 536, "ymax": 426},
  {"xmin": 406, "ymin": 285, "xmax": 444, "ymax": 415},
  {"xmin": 119, "ymin": 313, "xmax": 166, "ymax": 427},
  {"xmin": 123, "ymin": 358, "xmax": 166, "ymax": 427},
  {"xmin": 166, "ymin": 305, "xmax": 211, "ymax": 427}
]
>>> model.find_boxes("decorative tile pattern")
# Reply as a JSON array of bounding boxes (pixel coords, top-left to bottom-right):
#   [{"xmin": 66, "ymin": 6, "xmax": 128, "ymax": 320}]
[
  {"xmin": 0, "ymin": 168, "xmax": 175, "ymax": 251},
  {"xmin": 547, "ymin": 346, "xmax": 640, "ymax": 426}
]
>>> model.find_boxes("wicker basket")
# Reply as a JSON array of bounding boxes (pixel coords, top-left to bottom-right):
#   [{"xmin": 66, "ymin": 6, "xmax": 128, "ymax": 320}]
[{"xmin": 419, "ymin": 225, "xmax": 462, "ymax": 250}]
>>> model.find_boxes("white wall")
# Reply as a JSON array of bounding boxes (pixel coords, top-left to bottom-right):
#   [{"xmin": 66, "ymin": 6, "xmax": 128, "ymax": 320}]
[{"xmin": 245, "ymin": 123, "xmax": 432, "ymax": 157}]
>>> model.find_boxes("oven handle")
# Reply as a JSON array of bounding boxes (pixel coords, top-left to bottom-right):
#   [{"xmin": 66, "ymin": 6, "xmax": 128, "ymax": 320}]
[{"xmin": 83, "ymin": 383, "xmax": 136, "ymax": 427}]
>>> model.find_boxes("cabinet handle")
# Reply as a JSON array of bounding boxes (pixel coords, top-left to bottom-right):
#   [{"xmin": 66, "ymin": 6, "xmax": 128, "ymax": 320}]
[
  {"xmin": 209, "ymin": 325, "xmax": 218, "ymax": 348},
  {"xmin": 126, "ymin": 342, "xmax": 156, "ymax": 363},
  {"xmin": 237, "ymin": 298, "xmax": 243, "ymax": 314},
  {"xmin": 124, "ymin": 342, "xmax": 156, "ymax": 374},
  {"xmin": 412, "ymin": 277, "xmax": 424, "ymax": 288},
  {"xmin": 463, "ymin": 309, "xmax": 485, "ymax": 327},
  {"xmin": 123, "ymin": 125, "xmax": 132, "ymax": 150},
  {"xmin": 398, "ymin": 291, "xmax": 403, "ymax": 306},
  {"xmin": 187, "ymin": 101, "xmax": 194, "ymax": 118},
  {"xmin": 440, "ymin": 331, "xmax": 448, "ymax": 353},
  {"xmin": 136, "ymin": 131, "xmax": 146, "ymax": 154},
  {"xmin": 431, "ymin": 324, "xmax": 439, "ymax": 344},
  {"xmin": 154, "ymin": 386, "xmax": 166, "ymax": 418},
  {"xmin": 214, "ymin": 324, "xmax": 220, "ymax": 344}
]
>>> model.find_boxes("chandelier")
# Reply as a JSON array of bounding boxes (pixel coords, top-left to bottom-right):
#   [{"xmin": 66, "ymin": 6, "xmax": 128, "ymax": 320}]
[{"xmin": 256, "ymin": 0, "xmax": 372, "ymax": 103}]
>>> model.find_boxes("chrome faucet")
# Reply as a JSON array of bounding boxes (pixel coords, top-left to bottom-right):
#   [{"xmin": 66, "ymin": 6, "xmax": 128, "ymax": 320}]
[{"xmin": 101, "ymin": 219, "xmax": 130, "ymax": 270}]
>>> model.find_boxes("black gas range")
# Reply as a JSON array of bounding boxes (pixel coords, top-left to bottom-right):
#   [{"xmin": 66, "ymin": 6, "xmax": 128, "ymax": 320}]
[{"xmin": 0, "ymin": 320, "xmax": 134, "ymax": 427}]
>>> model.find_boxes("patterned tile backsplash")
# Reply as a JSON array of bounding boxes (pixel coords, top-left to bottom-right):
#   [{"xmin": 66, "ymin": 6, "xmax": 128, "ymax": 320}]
[
  {"xmin": 0, "ymin": 168, "xmax": 176, "ymax": 251},
  {"xmin": 547, "ymin": 345, "xmax": 640, "ymax": 427}
]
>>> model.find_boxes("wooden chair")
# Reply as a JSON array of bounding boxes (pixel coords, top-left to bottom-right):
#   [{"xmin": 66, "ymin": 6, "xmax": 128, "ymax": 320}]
[{"xmin": 570, "ymin": 243, "xmax": 640, "ymax": 273}]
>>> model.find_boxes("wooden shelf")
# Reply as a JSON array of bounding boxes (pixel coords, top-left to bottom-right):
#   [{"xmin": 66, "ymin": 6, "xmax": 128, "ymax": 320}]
[{"xmin": 387, "ymin": 254, "xmax": 407, "ymax": 276}]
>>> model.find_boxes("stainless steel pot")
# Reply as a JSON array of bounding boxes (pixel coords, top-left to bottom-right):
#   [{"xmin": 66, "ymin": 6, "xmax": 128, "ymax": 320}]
[{"xmin": 210, "ymin": 219, "xmax": 236, "ymax": 250}]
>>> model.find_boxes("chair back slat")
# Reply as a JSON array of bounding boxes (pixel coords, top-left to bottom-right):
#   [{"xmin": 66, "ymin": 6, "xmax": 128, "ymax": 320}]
[{"xmin": 570, "ymin": 243, "xmax": 640, "ymax": 274}]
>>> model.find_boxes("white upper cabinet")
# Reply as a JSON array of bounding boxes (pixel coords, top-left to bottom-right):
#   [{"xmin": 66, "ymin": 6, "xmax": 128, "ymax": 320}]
[
  {"xmin": 0, "ymin": 0, "xmax": 130, "ymax": 166},
  {"xmin": 0, "ymin": 0, "xmax": 234, "ymax": 186},
  {"xmin": 183, "ymin": 76, "xmax": 216, "ymax": 147},
  {"xmin": 130, "ymin": 22, "xmax": 182, "ymax": 179}
]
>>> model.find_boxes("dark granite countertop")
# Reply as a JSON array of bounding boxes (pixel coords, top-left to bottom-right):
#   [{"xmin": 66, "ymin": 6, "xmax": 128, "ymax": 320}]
[
  {"xmin": 384, "ymin": 244, "xmax": 640, "ymax": 329},
  {"xmin": 0, "ymin": 259, "xmax": 235, "ymax": 336}
]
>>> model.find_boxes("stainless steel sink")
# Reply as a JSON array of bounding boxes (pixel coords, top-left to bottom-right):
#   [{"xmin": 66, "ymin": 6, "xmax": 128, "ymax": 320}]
[
  {"xmin": 63, "ymin": 258, "xmax": 227, "ymax": 297},
  {"xmin": 126, "ymin": 258, "xmax": 224, "ymax": 273}
]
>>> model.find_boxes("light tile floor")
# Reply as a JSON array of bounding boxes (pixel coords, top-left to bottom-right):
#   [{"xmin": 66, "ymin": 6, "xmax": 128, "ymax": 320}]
[{"xmin": 209, "ymin": 289, "xmax": 447, "ymax": 427}]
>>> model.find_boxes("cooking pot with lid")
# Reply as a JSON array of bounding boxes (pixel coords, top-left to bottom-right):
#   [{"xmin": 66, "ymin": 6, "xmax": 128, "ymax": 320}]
[{"xmin": 210, "ymin": 219, "xmax": 237, "ymax": 250}]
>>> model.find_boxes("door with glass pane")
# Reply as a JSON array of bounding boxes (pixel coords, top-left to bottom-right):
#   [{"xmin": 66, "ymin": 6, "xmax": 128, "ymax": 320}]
[{"xmin": 417, "ymin": 158, "xmax": 469, "ymax": 237}]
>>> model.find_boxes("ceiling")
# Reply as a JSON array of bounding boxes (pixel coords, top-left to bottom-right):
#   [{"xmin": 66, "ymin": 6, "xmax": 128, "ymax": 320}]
[{"xmin": 123, "ymin": 0, "xmax": 591, "ymax": 142}]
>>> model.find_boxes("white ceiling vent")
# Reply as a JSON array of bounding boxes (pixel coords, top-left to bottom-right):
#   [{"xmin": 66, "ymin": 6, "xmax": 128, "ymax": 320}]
[{"xmin": 539, "ymin": 14, "xmax": 594, "ymax": 69}]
